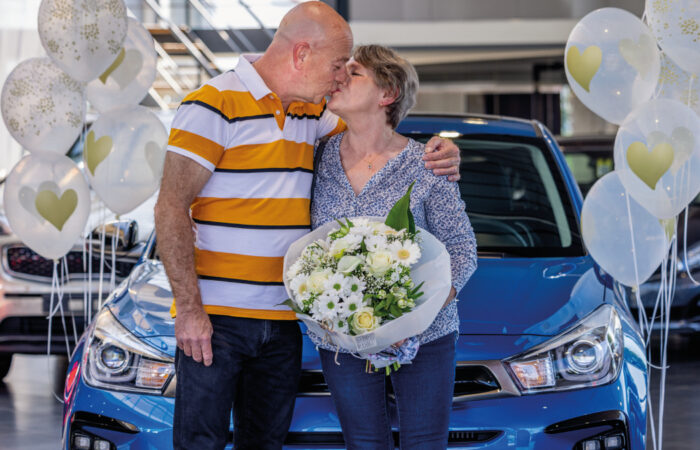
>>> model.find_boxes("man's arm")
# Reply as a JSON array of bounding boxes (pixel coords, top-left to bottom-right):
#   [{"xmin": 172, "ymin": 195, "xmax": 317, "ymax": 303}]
[
  {"xmin": 154, "ymin": 152, "xmax": 214, "ymax": 366},
  {"xmin": 423, "ymin": 137, "xmax": 461, "ymax": 182}
]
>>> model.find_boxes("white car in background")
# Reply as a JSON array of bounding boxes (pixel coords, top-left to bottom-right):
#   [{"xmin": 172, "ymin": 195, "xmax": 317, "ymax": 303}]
[{"xmin": 0, "ymin": 127, "xmax": 160, "ymax": 380}]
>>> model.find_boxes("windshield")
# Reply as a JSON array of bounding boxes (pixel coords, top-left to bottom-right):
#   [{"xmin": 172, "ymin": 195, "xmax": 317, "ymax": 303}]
[{"xmin": 409, "ymin": 134, "xmax": 584, "ymax": 257}]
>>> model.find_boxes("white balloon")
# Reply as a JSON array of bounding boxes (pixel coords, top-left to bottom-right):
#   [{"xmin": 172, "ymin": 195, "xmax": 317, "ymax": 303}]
[
  {"xmin": 564, "ymin": 7, "xmax": 660, "ymax": 124},
  {"xmin": 614, "ymin": 98, "xmax": 700, "ymax": 219},
  {"xmin": 1, "ymin": 57, "xmax": 85, "ymax": 153},
  {"xmin": 3, "ymin": 153, "xmax": 90, "ymax": 260},
  {"xmin": 581, "ymin": 171, "xmax": 667, "ymax": 287},
  {"xmin": 646, "ymin": 0, "xmax": 700, "ymax": 74},
  {"xmin": 84, "ymin": 105, "xmax": 167, "ymax": 215},
  {"xmin": 87, "ymin": 18, "xmax": 157, "ymax": 113},
  {"xmin": 38, "ymin": 0, "xmax": 128, "ymax": 83},
  {"xmin": 656, "ymin": 53, "xmax": 700, "ymax": 117}
]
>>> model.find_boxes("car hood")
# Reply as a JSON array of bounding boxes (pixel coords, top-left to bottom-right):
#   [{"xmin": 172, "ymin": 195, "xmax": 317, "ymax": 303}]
[
  {"xmin": 457, "ymin": 256, "xmax": 606, "ymax": 336},
  {"xmin": 108, "ymin": 256, "xmax": 608, "ymax": 357},
  {"xmin": 108, "ymin": 261, "xmax": 176, "ymax": 355}
]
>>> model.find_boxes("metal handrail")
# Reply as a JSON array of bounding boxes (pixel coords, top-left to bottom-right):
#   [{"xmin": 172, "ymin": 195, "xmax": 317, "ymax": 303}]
[{"xmin": 142, "ymin": 0, "xmax": 221, "ymax": 78}]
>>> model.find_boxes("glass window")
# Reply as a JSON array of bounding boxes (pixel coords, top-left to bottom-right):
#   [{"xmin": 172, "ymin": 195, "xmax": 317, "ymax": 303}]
[{"xmin": 409, "ymin": 134, "xmax": 584, "ymax": 257}]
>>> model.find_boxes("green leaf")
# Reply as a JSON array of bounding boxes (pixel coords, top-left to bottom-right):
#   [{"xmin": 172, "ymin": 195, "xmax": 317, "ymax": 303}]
[
  {"xmin": 385, "ymin": 181, "xmax": 415, "ymax": 232},
  {"xmin": 390, "ymin": 304, "xmax": 403, "ymax": 318},
  {"xmin": 278, "ymin": 299, "xmax": 303, "ymax": 314}
]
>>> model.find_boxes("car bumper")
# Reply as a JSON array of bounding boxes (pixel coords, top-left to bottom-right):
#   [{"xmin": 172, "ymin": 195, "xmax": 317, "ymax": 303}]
[{"xmin": 63, "ymin": 363, "xmax": 646, "ymax": 450}]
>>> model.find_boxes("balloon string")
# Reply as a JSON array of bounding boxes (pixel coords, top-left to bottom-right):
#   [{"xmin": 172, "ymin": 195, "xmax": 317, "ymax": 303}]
[
  {"xmin": 624, "ymin": 192, "xmax": 649, "ymax": 339},
  {"xmin": 110, "ymin": 225, "xmax": 118, "ymax": 292},
  {"xmin": 64, "ymin": 256, "xmax": 79, "ymax": 346},
  {"xmin": 46, "ymin": 261, "xmax": 64, "ymax": 404},
  {"xmin": 98, "ymin": 221, "xmax": 106, "ymax": 310},
  {"xmin": 688, "ymin": 74, "xmax": 695, "ymax": 107},
  {"xmin": 683, "ymin": 204, "xmax": 700, "ymax": 284}
]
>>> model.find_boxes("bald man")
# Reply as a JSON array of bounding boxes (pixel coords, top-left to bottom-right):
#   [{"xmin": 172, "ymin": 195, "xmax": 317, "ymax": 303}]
[{"xmin": 155, "ymin": 2, "xmax": 460, "ymax": 448}]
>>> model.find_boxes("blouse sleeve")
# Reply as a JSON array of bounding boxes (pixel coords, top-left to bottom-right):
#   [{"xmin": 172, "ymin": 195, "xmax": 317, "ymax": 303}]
[{"xmin": 424, "ymin": 176, "xmax": 477, "ymax": 293}]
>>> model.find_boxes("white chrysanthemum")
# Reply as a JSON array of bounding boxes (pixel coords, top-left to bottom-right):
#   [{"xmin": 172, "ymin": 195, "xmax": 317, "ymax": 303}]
[
  {"xmin": 389, "ymin": 240, "xmax": 421, "ymax": 265},
  {"xmin": 286, "ymin": 260, "xmax": 303, "ymax": 280},
  {"xmin": 290, "ymin": 274, "xmax": 310, "ymax": 300},
  {"xmin": 342, "ymin": 293, "xmax": 365, "ymax": 318},
  {"xmin": 365, "ymin": 234, "xmax": 388, "ymax": 252},
  {"xmin": 333, "ymin": 316, "xmax": 350, "ymax": 334},
  {"xmin": 317, "ymin": 292, "xmax": 340, "ymax": 321},
  {"xmin": 349, "ymin": 218, "xmax": 373, "ymax": 236},
  {"xmin": 346, "ymin": 276, "xmax": 366, "ymax": 296},
  {"xmin": 324, "ymin": 273, "xmax": 351, "ymax": 296}
]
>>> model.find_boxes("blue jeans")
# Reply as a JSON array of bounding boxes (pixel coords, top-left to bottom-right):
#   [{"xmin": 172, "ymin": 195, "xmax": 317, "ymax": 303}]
[
  {"xmin": 173, "ymin": 315, "xmax": 302, "ymax": 450},
  {"xmin": 319, "ymin": 332, "xmax": 457, "ymax": 450}
]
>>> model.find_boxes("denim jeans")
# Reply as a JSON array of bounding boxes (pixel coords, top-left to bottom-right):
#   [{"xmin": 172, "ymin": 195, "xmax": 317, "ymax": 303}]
[
  {"xmin": 319, "ymin": 332, "xmax": 457, "ymax": 450},
  {"xmin": 173, "ymin": 314, "xmax": 302, "ymax": 450}
]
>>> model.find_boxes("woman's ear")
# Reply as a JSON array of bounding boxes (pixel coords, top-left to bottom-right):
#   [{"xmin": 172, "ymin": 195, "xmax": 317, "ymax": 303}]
[
  {"xmin": 379, "ymin": 88, "xmax": 398, "ymax": 106},
  {"xmin": 292, "ymin": 42, "xmax": 311, "ymax": 70}
]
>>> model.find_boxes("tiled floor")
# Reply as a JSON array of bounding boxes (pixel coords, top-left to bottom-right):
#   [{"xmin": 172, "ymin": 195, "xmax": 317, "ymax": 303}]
[{"xmin": 0, "ymin": 335, "xmax": 698, "ymax": 449}]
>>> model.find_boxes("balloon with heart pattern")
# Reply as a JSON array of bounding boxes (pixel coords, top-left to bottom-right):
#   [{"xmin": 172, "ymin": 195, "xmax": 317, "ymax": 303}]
[
  {"xmin": 86, "ymin": 18, "xmax": 157, "ymax": 113},
  {"xmin": 614, "ymin": 98, "xmax": 700, "ymax": 219},
  {"xmin": 564, "ymin": 7, "xmax": 660, "ymax": 125},
  {"xmin": 2, "ymin": 152, "xmax": 90, "ymax": 260},
  {"xmin": 37, "ymin": 0, "xmax": 128, "ymax": 83},
  {"xmin": 84, "ymin": 105, "xmax": 167, "ymax": 215},
  {"xmin": 581, "ymin": 171, "xmax": 667, "ymax": 287}
]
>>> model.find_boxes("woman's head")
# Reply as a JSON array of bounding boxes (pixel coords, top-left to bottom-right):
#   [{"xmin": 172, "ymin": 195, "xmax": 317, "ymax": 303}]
[{"xmin": 328, "ymin": 45, "xmax": 418, "ymax": 129}]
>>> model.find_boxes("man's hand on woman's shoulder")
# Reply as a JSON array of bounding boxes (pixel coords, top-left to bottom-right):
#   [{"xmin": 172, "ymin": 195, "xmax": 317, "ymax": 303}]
[{"xmin": 422, "ymin": 136, "xmax": 461, "ymax": 182}]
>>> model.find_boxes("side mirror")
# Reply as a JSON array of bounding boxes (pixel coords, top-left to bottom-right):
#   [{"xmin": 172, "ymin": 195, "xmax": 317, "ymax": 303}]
[{"xmin": 90, "ymin": 220, "xmax": 138, "ymax": 253}]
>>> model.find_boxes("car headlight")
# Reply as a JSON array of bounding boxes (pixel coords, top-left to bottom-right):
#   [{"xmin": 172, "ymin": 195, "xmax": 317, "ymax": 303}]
[
  {"xmin": 83, "ymin": 308, "xmax": 175, "ymax": 395},
  {"xmin": 504, "ymin": 304, "xmax": 623, "ymax": 394}
]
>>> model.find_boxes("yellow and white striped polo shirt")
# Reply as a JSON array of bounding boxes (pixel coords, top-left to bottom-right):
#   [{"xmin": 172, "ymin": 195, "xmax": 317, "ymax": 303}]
[{"xmin": 167, "ymin": 54, "xmax": 345, "ymax": 320}]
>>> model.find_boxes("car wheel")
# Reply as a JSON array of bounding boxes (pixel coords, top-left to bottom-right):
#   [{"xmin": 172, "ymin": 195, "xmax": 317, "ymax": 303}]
[{"xmin": 0, "ymin": 354, "xmax": 13, "ymax": 381}]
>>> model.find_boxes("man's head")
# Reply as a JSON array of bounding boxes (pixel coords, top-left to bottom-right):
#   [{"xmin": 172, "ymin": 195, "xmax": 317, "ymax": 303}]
[{"xmin": 258, "ymin": 1, "xmax": 353, "ymax": 106}]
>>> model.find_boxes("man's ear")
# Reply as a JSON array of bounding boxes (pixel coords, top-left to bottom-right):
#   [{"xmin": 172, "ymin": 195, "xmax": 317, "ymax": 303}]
[{"xmin": 292, "ymin": 42, "xmax": 311, "ymax": 70}]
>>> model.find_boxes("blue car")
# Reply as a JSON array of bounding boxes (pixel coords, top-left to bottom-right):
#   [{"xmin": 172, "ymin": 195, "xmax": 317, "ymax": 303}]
[{"xmin": 62, "ymin": 114, "xmax": 648, "ymax": 450}]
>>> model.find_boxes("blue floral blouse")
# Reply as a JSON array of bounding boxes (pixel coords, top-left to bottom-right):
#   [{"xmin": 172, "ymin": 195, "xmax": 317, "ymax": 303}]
[{"xmin": 308, "ymin": 132, "xmax": 478, "ymax": 352}]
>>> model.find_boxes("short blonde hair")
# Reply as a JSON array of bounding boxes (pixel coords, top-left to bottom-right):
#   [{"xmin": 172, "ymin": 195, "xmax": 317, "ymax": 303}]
[{"xmin": 353, "ymin": 45, "xmax": 418, "ymax": 129}]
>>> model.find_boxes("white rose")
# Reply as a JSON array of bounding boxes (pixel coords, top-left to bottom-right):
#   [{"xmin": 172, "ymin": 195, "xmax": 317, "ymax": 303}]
[
  {"xmin": 366, "ymin": 251, "xmax": 394, "ymax": 275},
  {"xmin": 307, "ymin": 269, "xmax": 331, "ymax": 294},
  {"xmin": 351, "ymin": 306, "xmax": 380, "ymax": 333},
  {"xmin": 337, "ymin": 255, "xmax": 363, "ymax": 274}
]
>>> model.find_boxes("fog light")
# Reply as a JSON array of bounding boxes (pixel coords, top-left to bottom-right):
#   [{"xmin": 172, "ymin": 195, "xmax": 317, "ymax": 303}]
[
  {"xmin": 604, "ymin": 435, "xmax": 624, "ymax": 449},
  {"xmin": 582, "ymin": 440, "xmax": 600, "ymax": 450},
  {"xmin": 73, "ymin": 434, "xmax": 91, "ymax": 450},
  {"xmin": 93, "ymin": 439, "xmax": 111, "ymax": 450}
]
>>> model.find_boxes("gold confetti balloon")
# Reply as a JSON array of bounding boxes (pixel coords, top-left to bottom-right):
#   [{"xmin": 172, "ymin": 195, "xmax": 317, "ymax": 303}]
[{"xmin": 38, "ymin": 0, "xmax": 128, "ymax": 83}]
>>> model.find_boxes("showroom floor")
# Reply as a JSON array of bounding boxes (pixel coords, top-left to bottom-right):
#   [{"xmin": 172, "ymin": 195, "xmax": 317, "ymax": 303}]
[{"xmin": 0, "ymin": 335, "xmax": 698, "ymax": 449}]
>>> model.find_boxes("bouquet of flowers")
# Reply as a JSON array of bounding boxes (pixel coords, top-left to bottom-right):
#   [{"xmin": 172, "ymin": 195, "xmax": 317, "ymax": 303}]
[{"xmin": 282, "ymin": 184, "xmax": 452, "ymax": 358}]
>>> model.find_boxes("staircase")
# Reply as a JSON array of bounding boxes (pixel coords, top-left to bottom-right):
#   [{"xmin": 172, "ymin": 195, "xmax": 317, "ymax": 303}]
[{"xmin": 132, "ymin": 0, "xmax": 276, "ymax": 109}]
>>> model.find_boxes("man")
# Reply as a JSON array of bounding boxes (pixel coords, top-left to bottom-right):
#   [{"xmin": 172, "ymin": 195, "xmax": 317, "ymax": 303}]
[{"xmin": 154, "ymin": 2, "xmax": 461, "ymax": 449}]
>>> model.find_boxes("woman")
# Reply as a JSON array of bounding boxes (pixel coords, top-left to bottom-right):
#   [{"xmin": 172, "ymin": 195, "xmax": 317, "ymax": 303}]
[{"xmin": 309, "ymin": 45, "xmax": 478, "ymax": 449}]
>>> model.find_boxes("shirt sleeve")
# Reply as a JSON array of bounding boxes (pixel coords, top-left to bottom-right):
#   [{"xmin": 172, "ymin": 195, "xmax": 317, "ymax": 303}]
[
  {"xmin": 424, "ymin": 176, "xmax": 478, "ymax": 294},
  {"xmin": 166, "ymin": 86, "xmax": 230, "ymax": 172},
  {"xmin": 316, "ymin": 106, "xmax": 346, "ymax": 140}
]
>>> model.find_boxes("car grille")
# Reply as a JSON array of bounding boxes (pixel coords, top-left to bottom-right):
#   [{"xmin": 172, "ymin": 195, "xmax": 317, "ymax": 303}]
[
  {"xmin": 3, "ymin": 244, "xmax": 136, "ymax": 283},
  {"xmin": 298, "ymin": 364, "xmax": 501, "ymax": 400},
  {"xmin": 281, "ymin": 430, "xmax": 501, "ymax": 445}
]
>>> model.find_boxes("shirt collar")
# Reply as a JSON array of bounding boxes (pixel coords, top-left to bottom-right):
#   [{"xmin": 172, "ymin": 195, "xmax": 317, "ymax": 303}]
[{"xmin": 235, "ymin": 54, "xmax": 273, "ymax": 100}]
